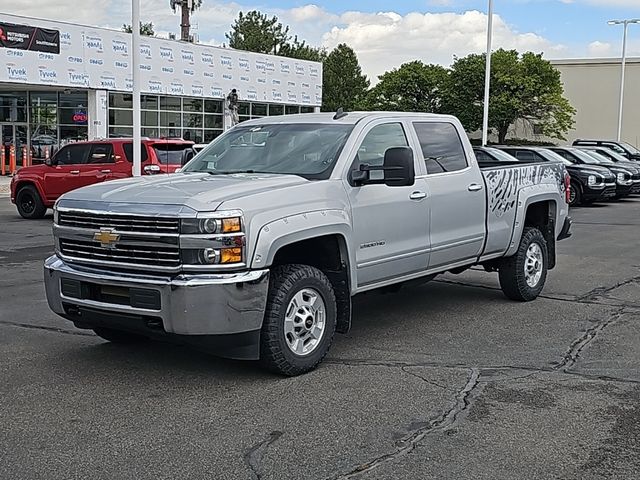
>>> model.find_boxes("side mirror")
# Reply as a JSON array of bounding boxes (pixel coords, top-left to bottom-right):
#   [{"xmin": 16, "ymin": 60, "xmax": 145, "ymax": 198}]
[
  {"xmin": 383, "ymin": 147, "xmax": 415, "ymax": 187},
  {"xmin": 351, "ymin": 147, "xmax": 415, "ymax": 187},
  {"xmin": 143, "ymin": 164, "xmax": 161, "ymax": 175},
  {"xmin": 45, "ymin": 158, "xmax": 53, "ymax": 167}
]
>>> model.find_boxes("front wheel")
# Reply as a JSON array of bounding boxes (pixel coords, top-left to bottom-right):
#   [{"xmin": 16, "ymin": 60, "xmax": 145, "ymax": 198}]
[
  {"xmin": 16, "ymin": 185, "xmax": 47, "ymax": 219},
  {"xmin": 260, "ymin": 265, "xmax": 337, "ymax": 376},
  {"xmin": 568, "ymin": 181, "xmax": 581, "ymax": 207},
  {"xmin": 498, "ymin": 227, "xmax": 548, "ymax": 302}
]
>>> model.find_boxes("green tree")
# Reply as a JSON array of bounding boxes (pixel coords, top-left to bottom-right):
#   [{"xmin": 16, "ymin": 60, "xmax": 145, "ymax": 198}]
[
  {"xmin": 444, "ymin": 49, "xmax": 575, "ymax": 143},
  {"xmin": 170, "ymin": 0, "xmax": 203, "ymax": 42},
  {"xmin": 225, "ymin": 11, "xmax": 291, "ymax": 55},
  {"xmin": 364, "ymin": 61, "xmax": 448, "ymax": 112},
  {"xmin": 321, "ymin": 44, "xmax": 370, "ymax": 112},
  {"xmin": 122, "ymin": 21, "xmax": 155, "ymax": 36}
]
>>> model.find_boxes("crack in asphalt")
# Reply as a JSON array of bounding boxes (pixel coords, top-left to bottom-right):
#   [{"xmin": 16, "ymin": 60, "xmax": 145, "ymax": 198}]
[
  {"xmin": 329, "ymin": 368, "xmax": 481, "ymax": 479},
  {"xmin": 0, "ymin": 320, "xmax": 95, "ymax": 337},
  {"xmin": 400, "ymin": 366, "xmax": 449, "ymax": 390},
  {"xmin": 576, "ymin": 276, "xmax": 640, "ymax": 302},
  {"xmin": 244, "ymin": 431, "xmax": 283, "ymax": 480},
  {"xmin": 554, "ymin": 308, "xmax": 627, "ymax": 371}
]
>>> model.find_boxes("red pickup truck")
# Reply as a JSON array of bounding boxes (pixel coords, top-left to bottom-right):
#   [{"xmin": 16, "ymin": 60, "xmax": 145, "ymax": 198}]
[{"xmin": 10, "ymin": 138, "xmax": 196, "ymax": 218}]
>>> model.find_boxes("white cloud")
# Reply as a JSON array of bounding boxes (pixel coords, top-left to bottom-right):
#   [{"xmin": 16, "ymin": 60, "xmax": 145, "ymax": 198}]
[
  {"xmin": 587, "ymin": 40, "xmax": 613, "ymax": 56},
  {"xmin": 322, "ymin": 10, "xmax": 567, "ymax": 81}
]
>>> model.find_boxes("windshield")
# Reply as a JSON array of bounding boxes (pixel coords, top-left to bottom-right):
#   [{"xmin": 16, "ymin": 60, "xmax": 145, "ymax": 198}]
[
  {"xmin": 152, "ymin": 144, "xmax": 194, "ymax": 165},
  {"xmin": 583, "ymin": 150, "xmax": 614, "ymax": 164},
  {"xmin": 484, "ymin": 148, "xmax": 518, "ymax": 162},
  {"xmin": 183, "ymin": 123, "xmax": 354, "ymax": 179},
  {"xmin": 567, "ymin": 148, "xmax": 606, "ymax": 165},
  {"xmin": 621, "ymin": 142, "xmax": 640, "ymax": 154},
  {"xmin": 538, "ymin": 149, "xmax": 572, "ymax": 166},
  {"xmin": 596, "ymin": 148, "xmax": 632, "ymax": 163}
]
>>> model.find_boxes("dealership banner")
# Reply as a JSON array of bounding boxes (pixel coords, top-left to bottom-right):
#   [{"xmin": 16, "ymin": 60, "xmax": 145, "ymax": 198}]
[
  {"xmin": 0, "ymin": 13, "xmax": 321, "ymax": 106},
  {"xmin": 0, "ymin": 21, "xmax": 60, "ymax": 54}
]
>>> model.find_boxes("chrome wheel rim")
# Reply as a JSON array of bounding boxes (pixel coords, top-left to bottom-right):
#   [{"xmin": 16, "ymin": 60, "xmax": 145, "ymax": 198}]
[
  {"xmin": 284, "ymin": 288, "xmax": 326, "ymax": 356},
  {"xmin": 524, "ymin": 243, "xmax": 544, "ymax": 288}
]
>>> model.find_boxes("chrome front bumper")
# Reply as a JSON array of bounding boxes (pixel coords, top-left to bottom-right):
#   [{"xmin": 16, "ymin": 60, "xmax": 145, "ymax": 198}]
[{"xmin": 44, "ymin": 255, "xmax": 269, "ymax": 336}]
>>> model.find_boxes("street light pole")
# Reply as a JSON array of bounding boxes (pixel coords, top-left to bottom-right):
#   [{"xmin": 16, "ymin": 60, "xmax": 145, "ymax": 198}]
[
  {"xmin": 132, "ymin": 0, "xmax": 142, "ymax": 176},
  {"xmin": 482, "ymin": 0, "xmax": 494, "ymax": 147},
  {"xmin": 609, "ymin": 19, "xmax": 640, "ymax": 143}
]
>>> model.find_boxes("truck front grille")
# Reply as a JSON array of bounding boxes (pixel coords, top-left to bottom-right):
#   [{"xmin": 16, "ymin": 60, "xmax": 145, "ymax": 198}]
[
  {"xmin": 58, "ymin": 211, "xmax": 179, "ymax": 234},
  {"xmin": 59, "ymin": 239, "xmax": 181, "ymax": 269}
]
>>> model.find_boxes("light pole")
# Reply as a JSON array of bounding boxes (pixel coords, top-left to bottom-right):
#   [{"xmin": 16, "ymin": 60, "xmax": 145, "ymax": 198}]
[
  {"xmin": 482, "ymin": 0, "xmax": 494, "ymax": 146},
  {"xmin": 608, "ymin": 19, "xmax": 640, "ymax": 142},
  {"xmin": 132, "ymin": 0, "xmax": 142, "ymax": 176}
]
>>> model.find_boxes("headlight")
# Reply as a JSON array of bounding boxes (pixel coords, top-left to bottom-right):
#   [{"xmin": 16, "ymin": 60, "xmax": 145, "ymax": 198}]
[
  {"xmin": 182, "ymin": 247, "xmax": 243, "ymax": 265},
  {"xmin": 587, "ymin": 175, "xmax": 597, "ymax": 186},
  {"xmin": 181, "ymin": 212, "xmax": 242, "ymax": 234},
  {"xmin": 617, "ymin": 172, "xmax": 624, "ymax": 182}
]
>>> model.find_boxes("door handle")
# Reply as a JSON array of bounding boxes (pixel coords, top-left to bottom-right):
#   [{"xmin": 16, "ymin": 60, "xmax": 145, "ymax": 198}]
[
  {"xmin": 468, "ymin": 183, "xmax": 483, "ymax": 192},
  {"xmin": 409, "ymin": 191, "xmax": 427, "ymax": 200},
  {"xmin": 69, "ymin": 170, "xmax": 80, "ymax": 175},
  {"xmin": 100, "ymin": 169, "xmax": 111, "ymax": 174}
]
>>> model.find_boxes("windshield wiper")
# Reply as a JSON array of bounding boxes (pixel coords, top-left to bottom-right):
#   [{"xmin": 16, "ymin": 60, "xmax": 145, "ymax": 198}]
[{"xmin": 206, "ymin": 169, "xmax": 262, "ymax": 175}]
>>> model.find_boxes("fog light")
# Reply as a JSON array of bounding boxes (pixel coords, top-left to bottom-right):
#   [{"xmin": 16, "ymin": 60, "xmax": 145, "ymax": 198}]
[
  {"xmin": 201, "ymin": 248, "xmax": 219, "ymax": 264},
  {"xmin": 220, "ymin": 247, "xmax": 242, "ymax": 263}
]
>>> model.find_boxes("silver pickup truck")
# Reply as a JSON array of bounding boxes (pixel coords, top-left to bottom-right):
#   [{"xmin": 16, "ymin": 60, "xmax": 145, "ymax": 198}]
[{"xmin": 44, "ymin": 112, "xmax": 572, "ymax": 375}]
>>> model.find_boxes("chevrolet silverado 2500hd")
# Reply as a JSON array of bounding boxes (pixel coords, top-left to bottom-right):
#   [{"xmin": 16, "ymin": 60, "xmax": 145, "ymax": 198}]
[{"xmin": 44, "ymin": 112, "xmax": 572, "ymax": 376}]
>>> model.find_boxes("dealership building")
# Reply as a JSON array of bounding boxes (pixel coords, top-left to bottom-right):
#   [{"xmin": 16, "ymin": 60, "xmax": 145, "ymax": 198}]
[{"xmin": 0, "ymin": 12, "xmax": 322, "ymax": 169}]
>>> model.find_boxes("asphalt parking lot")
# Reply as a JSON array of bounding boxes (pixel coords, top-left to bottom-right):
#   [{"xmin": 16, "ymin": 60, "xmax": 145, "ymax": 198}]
[{"xmin": 1, "ymin": 194, "xmax": 639, "ymax": 480}]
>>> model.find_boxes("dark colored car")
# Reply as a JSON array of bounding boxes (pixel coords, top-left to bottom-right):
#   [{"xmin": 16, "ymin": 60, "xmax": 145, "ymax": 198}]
[
  {"xmin": 473, "ymin": 146, "xmax": 521, "ymax": 166},
  {"xmin": 10, "ymin": 138, "xmax": 196, "ymax": 219},
  {"xmin": 495, "ymin": 146, "xmax": 616, "ymax": 207},
  {"xmin": 572, "ymin": 139, "xmax": 640, "ymax": 162},
  {"xmin": 576, "ymin": 146, "xmax": 640, "ymax": 194},
  {"xmin": 550, "ymin": 146, "xmax": 640, "ymax": 198}
]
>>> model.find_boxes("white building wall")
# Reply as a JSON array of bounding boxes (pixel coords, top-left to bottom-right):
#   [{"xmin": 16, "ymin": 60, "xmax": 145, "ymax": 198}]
[{"xmin": 87, "ymin": 89, "xmax": 108, "ymax": 140}]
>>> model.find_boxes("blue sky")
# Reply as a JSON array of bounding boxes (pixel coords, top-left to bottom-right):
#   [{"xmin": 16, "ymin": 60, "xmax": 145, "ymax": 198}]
[{"xmin": 5, "ymin": 0, "xmax": 640, "ymax": 80}]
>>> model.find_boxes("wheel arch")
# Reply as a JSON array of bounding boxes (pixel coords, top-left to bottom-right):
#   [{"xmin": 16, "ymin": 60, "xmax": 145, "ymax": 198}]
[{"xmin": 14, "ymin": 179, "xmax": 49, "ymax": 206}]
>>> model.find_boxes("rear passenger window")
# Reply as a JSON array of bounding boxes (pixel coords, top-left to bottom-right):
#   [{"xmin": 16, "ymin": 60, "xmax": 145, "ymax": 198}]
[
  {"xmin": 55, "ymin": 144, "xmax": 90, "ymax": 165},
  {"xmin": 474, "ymin": 150, "xmax": 492, "ymax": 164},
  {"xmin": 88, "ymin": 144, "xmax": 115, "ymax": 164},
  {"xmin": 123, "ymin": 143, "xmax": 149, "ymax": 163},
  {"xmin": 413, "ymin": 122, "xmax": 467, "ymax": 174}
]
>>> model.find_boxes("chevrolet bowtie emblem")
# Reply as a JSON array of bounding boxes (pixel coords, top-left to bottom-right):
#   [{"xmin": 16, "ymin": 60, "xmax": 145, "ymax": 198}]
[{"xmin": 93, "ymin": 228, "xmax": 120, "ymax": 248}]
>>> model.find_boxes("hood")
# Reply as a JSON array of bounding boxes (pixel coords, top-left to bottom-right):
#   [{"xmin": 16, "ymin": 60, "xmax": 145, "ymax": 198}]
[
  {"xmin": 566, "ymin": 164, "xmax": 612, "ymax": 175},
  {"xmin": 60, "ymin": 172, "xmax": 309, "ymax": 211}
]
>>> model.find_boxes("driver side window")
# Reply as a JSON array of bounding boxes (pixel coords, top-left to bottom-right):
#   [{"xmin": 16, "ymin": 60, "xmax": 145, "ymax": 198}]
[{"xmin": 357, "ymin": 123, "xmax": 408, "ymax": 180}]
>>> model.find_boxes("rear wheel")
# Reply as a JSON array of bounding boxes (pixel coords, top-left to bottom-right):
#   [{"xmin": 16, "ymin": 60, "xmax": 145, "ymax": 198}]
[
  {"xmin": 260, "ymin": 265, "xmax": 337, "ymax": 376},
  {"xmin": 16, "ymin": 185, "xmax": 47, "ymax": 219},
  {"xmin": 568, "ymin": 181, "xmax": 581, "ymax": 207},
  {"xmin": 92, "ymin": 327, "xmax": 148, "ymax": 344},
  {"xmin": 499, "ymin": 227, "xmax": 548, "ymax": 302}
]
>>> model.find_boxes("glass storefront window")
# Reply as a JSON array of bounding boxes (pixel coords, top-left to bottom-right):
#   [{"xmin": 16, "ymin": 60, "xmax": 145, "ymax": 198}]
[
  {"xmin": 269, "ymin": 104, "xmax": 284, "ymax": 116},
  {"xmin": 286, "ymin": 105, "xmax": 300, "ymax": 115},
  {"xmin": 109, "ymin": 126, "xmax": 133, "ymax": 138},
  {"xmin": 109, "ymin": 109, "xmax": 134, "ymax": 126},
  {"xmin": 238, "ymin": 102, "xmax": 250, "ymax": 116},
  {"xmin": 142, "ymin": 111, "xmax": 159, "ymax": 126},
  {"xmin": 183, "ymin": 98, "xmax": 203, "ymax": 112},
  {"xmin": 60, "ymin": 125, "xmax": 88, "ymax": 144},
  {"xmin": 141, "ymin": 95, "xmax": 158, "ymax": 110},
  {"xmin": 205, "ymin": 99, "xmax": 223, "ymax": 114},
  {"xmin": 204, "ymin": 130, "xmax": 223, "ymax": 142},
  {"xmin": 183, "ymin": 113, "xmax": 203, "ymax": 129},
  {"xmin": 60, "ymin": 108, "xmax": 88, "ymax": 126},
  {"xmin": 59, "ymin": 91, "xmax": 87, "ymax": 108},
  {"xmin": 204, "ymin": 114, "xmax": 223, "ymax": 129},
  {"xmin": 142, "ymin": 128, "xmax": 159, "ymax": 138},
  {"xmin": 0, "ymin": 92, "xmax": 27, "ymax": 122},
  {"xmin": 109, "ymin": 93, "xmax": 133, "ymax": 109},
  {"xmin": 301, "ymin": 106, "xmax": 315, "ymax": 114},
  {"xmin": 159, "ymin": 127, "xmax": 181, "ymax": 138},
  {"xmin": 160, "ymin": 96, "xmax": 181, "ymax": 111},
  {"xmin": 182, "ymin": 129, "xmax": 203, "ymax": 143},
  {"xmin": 252, "ymin": 103, "xmax": 268, "ymax": 117},
  {"xmin": 160, "ymin": 111, "xmax": 181, "ymax": 128}
]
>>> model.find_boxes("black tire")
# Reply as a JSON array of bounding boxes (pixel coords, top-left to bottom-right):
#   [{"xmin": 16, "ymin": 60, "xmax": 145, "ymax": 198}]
[
  {"xmin": 16, "ymin": 184, "xmax": 47, "ymax": 219},
  {"xmin": 92, "ymin": 327, "xmax": 148, "ymax": 344},
  {"xmin": 260, "ymin": 264, "xmax": 337, "ymax": 376},
  {"xmin": 498, "ymin": 227, "xmax": 548, "ymax": 302},
  {"xmin": 568, "ymin": 181, "xmax": 581, "ymax": 207}
]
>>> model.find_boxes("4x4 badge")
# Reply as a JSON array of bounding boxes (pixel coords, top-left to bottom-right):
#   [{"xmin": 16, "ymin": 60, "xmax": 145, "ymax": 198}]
[{"xmin": 93, "ymin": 228, "xmax": 120, "ymax": 248}]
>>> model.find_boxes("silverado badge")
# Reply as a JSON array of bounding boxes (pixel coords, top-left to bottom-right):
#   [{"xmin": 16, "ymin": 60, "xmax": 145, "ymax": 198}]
[{"xmin": 93, "ymin": 228, "xmax": 120, "ymax": 248}]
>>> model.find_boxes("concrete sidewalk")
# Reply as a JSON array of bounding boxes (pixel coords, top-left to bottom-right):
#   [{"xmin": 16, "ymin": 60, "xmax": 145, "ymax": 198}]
[{"xmin": 0, "ymin": 175, "xmax": 11, "ymax": 195}]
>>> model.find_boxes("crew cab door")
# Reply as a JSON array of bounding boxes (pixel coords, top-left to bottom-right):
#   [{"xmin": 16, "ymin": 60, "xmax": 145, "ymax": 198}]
[
  {"xmin": 412, "ymin": 121, "xmax": 486, "ymax": 269},
  {"xmin": 346, "ymin": 121, "xmax": 430, "ymax": 288},
  {"xmin": 43, "ymin": 144, "xmax": 91, "ymax": 201}
]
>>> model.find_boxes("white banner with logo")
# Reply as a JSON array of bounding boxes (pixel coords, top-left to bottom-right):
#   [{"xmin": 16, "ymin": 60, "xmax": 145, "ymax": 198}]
[{"xmin": 0, "ymin": 13, "xmax": 322, "ymax": 106}]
